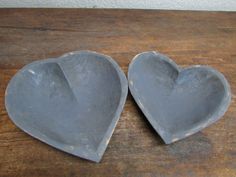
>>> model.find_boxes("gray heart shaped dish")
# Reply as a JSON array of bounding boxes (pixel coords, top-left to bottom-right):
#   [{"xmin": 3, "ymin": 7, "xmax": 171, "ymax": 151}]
[
  {"xmin": 128, "ymin": 51, "xmax": 231, "ymax": 144},
  {"xmin": 5, "ymin": 51, "xmax": 128, "ymax": 162}
]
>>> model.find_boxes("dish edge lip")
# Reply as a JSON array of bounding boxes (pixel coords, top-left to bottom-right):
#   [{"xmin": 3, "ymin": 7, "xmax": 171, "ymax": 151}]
[
  {"xmin": 5, "ymin": 50, "xmax": 128, "ymax": 162},
  {"xmin": 128, "ymin": 51, "xmax": 231, "ymax": 144}
]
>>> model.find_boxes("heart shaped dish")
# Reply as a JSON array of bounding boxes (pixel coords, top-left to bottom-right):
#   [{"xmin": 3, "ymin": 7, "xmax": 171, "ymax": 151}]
[
  {"xmin": 128, "ymin": 51, "xmax": 231, "ymax": 144},
  {"xmin": 5, "ymin": 51, "xmax": 128, "ymax": 162}
]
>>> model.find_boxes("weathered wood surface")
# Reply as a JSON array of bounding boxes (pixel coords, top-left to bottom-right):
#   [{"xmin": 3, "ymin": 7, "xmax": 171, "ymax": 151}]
[{"xmin": 0, "ymin": 9, "xmax": 236, "ymax": 177}]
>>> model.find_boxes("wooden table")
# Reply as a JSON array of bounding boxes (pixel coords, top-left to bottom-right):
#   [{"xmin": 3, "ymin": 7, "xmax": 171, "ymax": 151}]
[{"xmin": 0, "ymin": 9, "xmax": 236, "ymax": 177}]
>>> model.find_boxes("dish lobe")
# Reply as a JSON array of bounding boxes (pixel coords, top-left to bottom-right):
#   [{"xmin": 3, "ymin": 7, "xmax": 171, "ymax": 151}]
[
  {"xmin": 5, "ymin": 51, "xmax": 128, "ymax": 162},
  {"xmin": 128, "ymin": 51, "xmax": 231, "ymax": 144}
]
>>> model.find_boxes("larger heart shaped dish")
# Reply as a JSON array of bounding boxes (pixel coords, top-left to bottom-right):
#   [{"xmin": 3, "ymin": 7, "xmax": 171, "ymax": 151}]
[
  {"xmin": 5, "ymin": 51, "xmax": 128, "ymax": 162},
  {"xmin": 128, "ymin": 51, "xmax": 231, "ymax": 144}
]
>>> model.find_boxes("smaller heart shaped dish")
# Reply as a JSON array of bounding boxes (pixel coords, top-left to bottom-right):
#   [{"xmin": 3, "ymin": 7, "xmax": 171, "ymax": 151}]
[
  {"xmin": 128, "ymin": 51, "xmax": 231, "ymax": 144},
  {"xmin": 5, "ymin": 51, "xmax": 128, "ymax": 162}
]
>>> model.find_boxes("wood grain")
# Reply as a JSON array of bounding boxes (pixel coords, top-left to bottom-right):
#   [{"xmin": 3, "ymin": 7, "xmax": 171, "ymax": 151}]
[{"xmin": 0, "ymin": 9, "xmax": 236, "ymax": 177}]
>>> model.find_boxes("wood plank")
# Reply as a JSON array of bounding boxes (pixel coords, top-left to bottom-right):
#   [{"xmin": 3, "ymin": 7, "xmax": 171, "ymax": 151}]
[{"xmin": 0, "ymin": 9, "xmax": 235, "ymax": 177}]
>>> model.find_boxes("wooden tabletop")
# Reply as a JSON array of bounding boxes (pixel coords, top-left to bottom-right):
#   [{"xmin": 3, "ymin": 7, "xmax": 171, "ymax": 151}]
[{"xmin": 0, "ymin": 9, "xmax": 236, "ymax": 177}]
